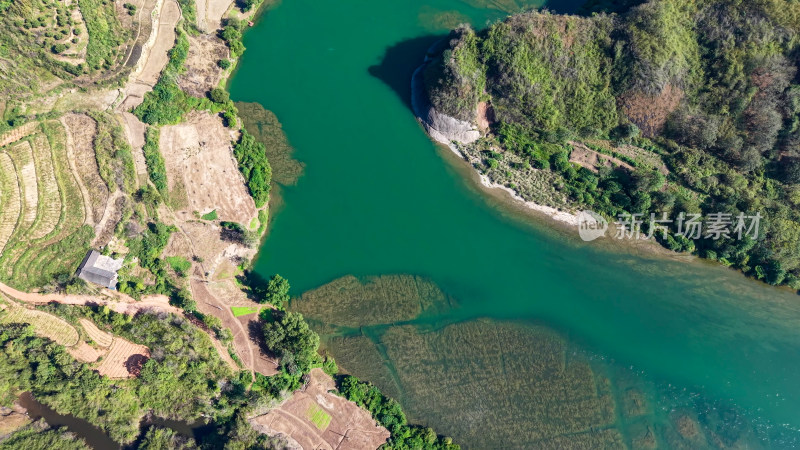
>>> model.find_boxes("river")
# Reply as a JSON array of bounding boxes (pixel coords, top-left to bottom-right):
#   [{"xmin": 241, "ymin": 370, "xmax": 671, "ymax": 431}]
[{"xmin": 230, "ymin": 0, "xmax": 800, "ymax": 447}]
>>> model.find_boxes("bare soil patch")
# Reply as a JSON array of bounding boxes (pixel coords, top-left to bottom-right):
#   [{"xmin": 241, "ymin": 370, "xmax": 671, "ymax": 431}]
[
  {"xmin": 196, "ymin": 0, "xmax": 235, "ymax": 32},
  {"xmin": 0, "ymin": 403, "xmax": 30, "ymax": 437},
  {"xmin": 135, "ymin": 0, "xmax": 181, "ymax": 86},
  {"xmin": 191, "ymin": 278, "xmax": 278, "ymax": 376},
  {"xmin": 476, "ymin": 101, "xmax": 495, "ymax": 132},
  {"xmin": 569, "ymin": 141, "xmax": 633, "ymax": 173},
  {"xmin": 67, "ymin": 341, "xmax": 104, "ymax": 363},
  {"xmin": 178, "ymin": 34, "xmax": 228, "ymax": 97},
  {"xmin": 250, "ymin": 369, "xmax": 390, "ymax": 450},
  {"xmin": 120, "ymin": 112, "xmax": 149, "ymax": 183},
  {"xmin": 160, "ymin": 112, "xmax": 257, "ymax": 225}
]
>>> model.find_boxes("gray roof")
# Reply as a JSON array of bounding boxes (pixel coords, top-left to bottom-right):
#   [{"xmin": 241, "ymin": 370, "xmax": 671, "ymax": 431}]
[{"xmin": 76, "ymin": 250, "xmax": 123, "ymax": 289}]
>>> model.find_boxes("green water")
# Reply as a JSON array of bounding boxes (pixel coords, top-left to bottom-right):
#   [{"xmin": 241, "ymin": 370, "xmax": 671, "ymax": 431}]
[{"xmin": 230, "ymin": 0, "xmax": 800, "ymax": 446}]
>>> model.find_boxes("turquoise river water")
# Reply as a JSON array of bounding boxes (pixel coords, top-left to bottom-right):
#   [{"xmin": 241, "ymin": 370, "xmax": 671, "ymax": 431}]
[{"xmin": 230, "ymin": 0, "xmax": 800, "ymax": 447}]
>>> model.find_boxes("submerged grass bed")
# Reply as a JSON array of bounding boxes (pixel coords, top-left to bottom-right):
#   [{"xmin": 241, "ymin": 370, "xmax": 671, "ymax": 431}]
[{"xmin": 297, "ymin": 273, "xmax": 778, "ymax": 448}]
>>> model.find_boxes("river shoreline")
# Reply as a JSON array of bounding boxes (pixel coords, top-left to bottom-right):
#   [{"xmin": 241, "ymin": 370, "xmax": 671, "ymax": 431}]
[{"xmin": 410, "ymin": 50, "xmax": 581, "ymax": 228}]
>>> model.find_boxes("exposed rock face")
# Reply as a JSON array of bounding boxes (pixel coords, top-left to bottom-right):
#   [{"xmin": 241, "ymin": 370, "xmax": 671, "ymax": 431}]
[{"xmin": 411, "ymin": 53, "xmax": 480, "ymax": 146}]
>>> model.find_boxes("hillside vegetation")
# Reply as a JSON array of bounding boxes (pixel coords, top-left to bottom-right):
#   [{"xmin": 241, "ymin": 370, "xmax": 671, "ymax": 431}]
[{"xmin": 425, "ymin": 0, "xmax": 800, "ymax": 288}]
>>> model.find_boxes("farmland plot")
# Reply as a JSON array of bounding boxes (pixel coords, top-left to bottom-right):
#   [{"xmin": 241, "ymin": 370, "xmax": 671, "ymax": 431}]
[
  {"xmin": 79, "ymin": 317, "xmax": 113, "ymax": 347},
  {"xmin": 9, "ymin": 141, "xmax": 38, "ymax": 229},
  {"xmin": 95, "ymin": 337, "xmax": 150, "ymax": 379},
  {"xmin": 0, "ymin": 122, "xmax": 94, "ymax": 290},
  {"xmin": 63, "ymin": 114, "xmax": 108, "ymax": 223},
  {"xmin": 0, "ymin": 303, "xmax": 80, "ymax": 347},
  {"xmin": 29, "ymin": 134, "xmax": 62, "ymax": 239},
  {"xmin": 0, "ymin": 153, "xmax": 21, "ymax": 255}
]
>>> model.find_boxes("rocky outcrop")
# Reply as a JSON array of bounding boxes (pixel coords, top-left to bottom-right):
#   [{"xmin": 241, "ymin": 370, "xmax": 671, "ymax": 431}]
[{"xmin": 411, "ymin": 49, "xmax": 480, "ymax": 146}]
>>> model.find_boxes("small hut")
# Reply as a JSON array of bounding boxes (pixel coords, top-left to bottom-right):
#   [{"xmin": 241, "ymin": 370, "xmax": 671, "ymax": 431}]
[{"xmin": 76, "ymin": 250, "xmax": 123, "ymax": 290}]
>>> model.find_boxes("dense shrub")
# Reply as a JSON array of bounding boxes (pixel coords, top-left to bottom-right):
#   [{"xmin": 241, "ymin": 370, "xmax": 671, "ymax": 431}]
[{"xmin": 233, "ymin": 130, "xmax": 272, "ymax": 207}]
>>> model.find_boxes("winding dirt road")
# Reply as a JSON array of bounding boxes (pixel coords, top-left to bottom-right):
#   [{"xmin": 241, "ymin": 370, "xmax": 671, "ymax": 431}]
[{"xmin": 0, "ymin": 282, "xmax": 237, "ymax": 370}]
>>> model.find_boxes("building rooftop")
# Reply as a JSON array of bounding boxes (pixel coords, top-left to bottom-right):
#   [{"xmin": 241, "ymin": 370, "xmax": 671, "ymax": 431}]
[{"xmin": 76, "ymin": 250, "xmax": 123, "ymax": 290}]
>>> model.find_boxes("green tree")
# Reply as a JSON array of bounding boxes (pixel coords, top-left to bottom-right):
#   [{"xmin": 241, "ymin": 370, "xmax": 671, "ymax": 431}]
[
  {"xmin": 262, "ymin": 311, "xmax": 320, "ymax": 373},
  {"xmin": 262, "ymin": 274, "xmax": 290, "ymax": 308}
]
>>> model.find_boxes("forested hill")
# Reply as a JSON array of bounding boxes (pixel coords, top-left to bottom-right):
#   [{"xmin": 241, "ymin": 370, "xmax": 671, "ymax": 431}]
[{"xmin": 423, "ymin": 0, "xmax": 800, "ymax": 289}]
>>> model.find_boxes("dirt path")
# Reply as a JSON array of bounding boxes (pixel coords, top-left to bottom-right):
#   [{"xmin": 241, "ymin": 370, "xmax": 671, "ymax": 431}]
[
  {"xmin": 59, "ymin": 117, "xmax": 95, "ymax": 227},
  {"xmin": 0, "ymin": 282, "xmax": 238, "ymax": 370}
]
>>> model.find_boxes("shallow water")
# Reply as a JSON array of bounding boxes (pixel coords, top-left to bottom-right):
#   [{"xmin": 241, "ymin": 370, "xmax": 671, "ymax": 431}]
[{"xmin": 231, "ymin": 0, "xmax": 800, "ymax": 447}]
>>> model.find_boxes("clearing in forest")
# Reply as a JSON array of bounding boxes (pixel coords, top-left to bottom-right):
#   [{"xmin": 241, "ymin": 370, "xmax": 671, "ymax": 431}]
[
  {"xmin": 250, "ymin": 369, "xmax": 390, "ymax": 450},
  {"xmin": 95, "ymin": 337, "xmax": 150, "ymax": 379}
]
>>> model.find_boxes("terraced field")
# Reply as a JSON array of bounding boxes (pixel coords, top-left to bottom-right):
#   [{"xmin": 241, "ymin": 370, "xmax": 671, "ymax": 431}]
[
  {"xmin": 0, "ymin": 120, "xmax": 96, "ymax": 290},
  {"xmin": 0, "ymin": 301, "xmax": 80, "ymax": 347}
]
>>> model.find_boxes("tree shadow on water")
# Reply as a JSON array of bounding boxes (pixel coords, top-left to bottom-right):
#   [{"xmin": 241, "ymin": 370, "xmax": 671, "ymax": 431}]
[{"xmin": 368, "ymin": 34, "xmax": 447, "ymax": 112}]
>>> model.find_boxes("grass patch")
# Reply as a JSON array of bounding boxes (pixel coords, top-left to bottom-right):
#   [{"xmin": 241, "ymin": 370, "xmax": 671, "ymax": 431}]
[
  {"xmin": 165, "ymin": 256, "xmax": 191, "ymax": 277},
  {"xmin": 78, "ymin": 0, "xmax": 126, "ymax": 71},
  {"xmin": 143, "ymin": 126, "xmax": 168, "ymax": 198},
  {"xmin": 305, "ymin": 404, "xmax": 331, "ymax": 431},
  {"xmin": 201, "ymin": 209, "xmax": 218, "ymax": 221},
  {"xmin": 231, "ymin": 306, "xmax": 258, "ymax": 317}
]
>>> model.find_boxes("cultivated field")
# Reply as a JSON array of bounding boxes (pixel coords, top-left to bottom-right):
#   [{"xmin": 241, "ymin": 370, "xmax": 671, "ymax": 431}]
[
  {"xmin": 63, "ymin": 114, "xmax": 107, "ymax": 223},
  {"xmin": 79, "ymin": 318, "xmax": 114, "ymax": 347},
  {"xmin": 0, "ymin": 301, "xmax": 80, "ymax": 347},
  {"xmin": 250, "ymin": 369, "xmax": 390, "ymax": 450},
  {"xmin": 95, "ymin": 337, "xmax": 150, "ymax": 378},
  {"xmin": 0, "ymin": 120, "xmax": 93, "ymax": 290}
]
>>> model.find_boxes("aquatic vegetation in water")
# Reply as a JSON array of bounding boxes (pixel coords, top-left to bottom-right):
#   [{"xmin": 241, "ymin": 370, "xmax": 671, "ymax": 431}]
[
  {"xmin": 293, "ymin": 274, "xmax": 454, "ymax": 328},
  {"xmin": 296, "ymin": 274, "xmax": 798, "ymax": 448}
]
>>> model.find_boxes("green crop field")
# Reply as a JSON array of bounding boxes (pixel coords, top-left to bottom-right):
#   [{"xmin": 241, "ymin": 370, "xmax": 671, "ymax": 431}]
[
  {"xmin": 231, "ymin": 306, "xmax": 259, "ymax": 317},
  {"xmin": 306, "ymin": 404, "xmax": 331, "ymax": 431}
]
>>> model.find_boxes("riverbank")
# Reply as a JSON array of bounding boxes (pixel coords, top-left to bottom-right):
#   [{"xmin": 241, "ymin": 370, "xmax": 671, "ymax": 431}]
[{"xmin": 410, "ymin": 48, "xmax": 580, "ymax": 227}]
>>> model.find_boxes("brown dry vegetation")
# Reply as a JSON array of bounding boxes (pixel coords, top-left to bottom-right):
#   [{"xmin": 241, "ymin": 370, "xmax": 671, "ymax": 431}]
[
  {"xmin": 619, "ymin": 83, "xmax": 684, "ymax": 137},
  {"xmin": 250, "ymin": 369, "xmax": 390, "ymax": 450},
  {"xmin": 160, "ymin": 112, "xmax": 257, "ymax": 224},
  {"xmin": 178, "ymin": 34, "xmax": 229, "ymax": 97},
  {"xmin": 63, "ymin": 113, "xmax": 107, "ymax": 223}
]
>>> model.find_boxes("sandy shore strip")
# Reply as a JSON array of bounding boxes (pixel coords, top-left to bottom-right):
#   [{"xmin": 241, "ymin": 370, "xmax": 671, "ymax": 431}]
[{"xmin": 410, "ymin": 53, "xmax": 579, "ymax": 227}]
